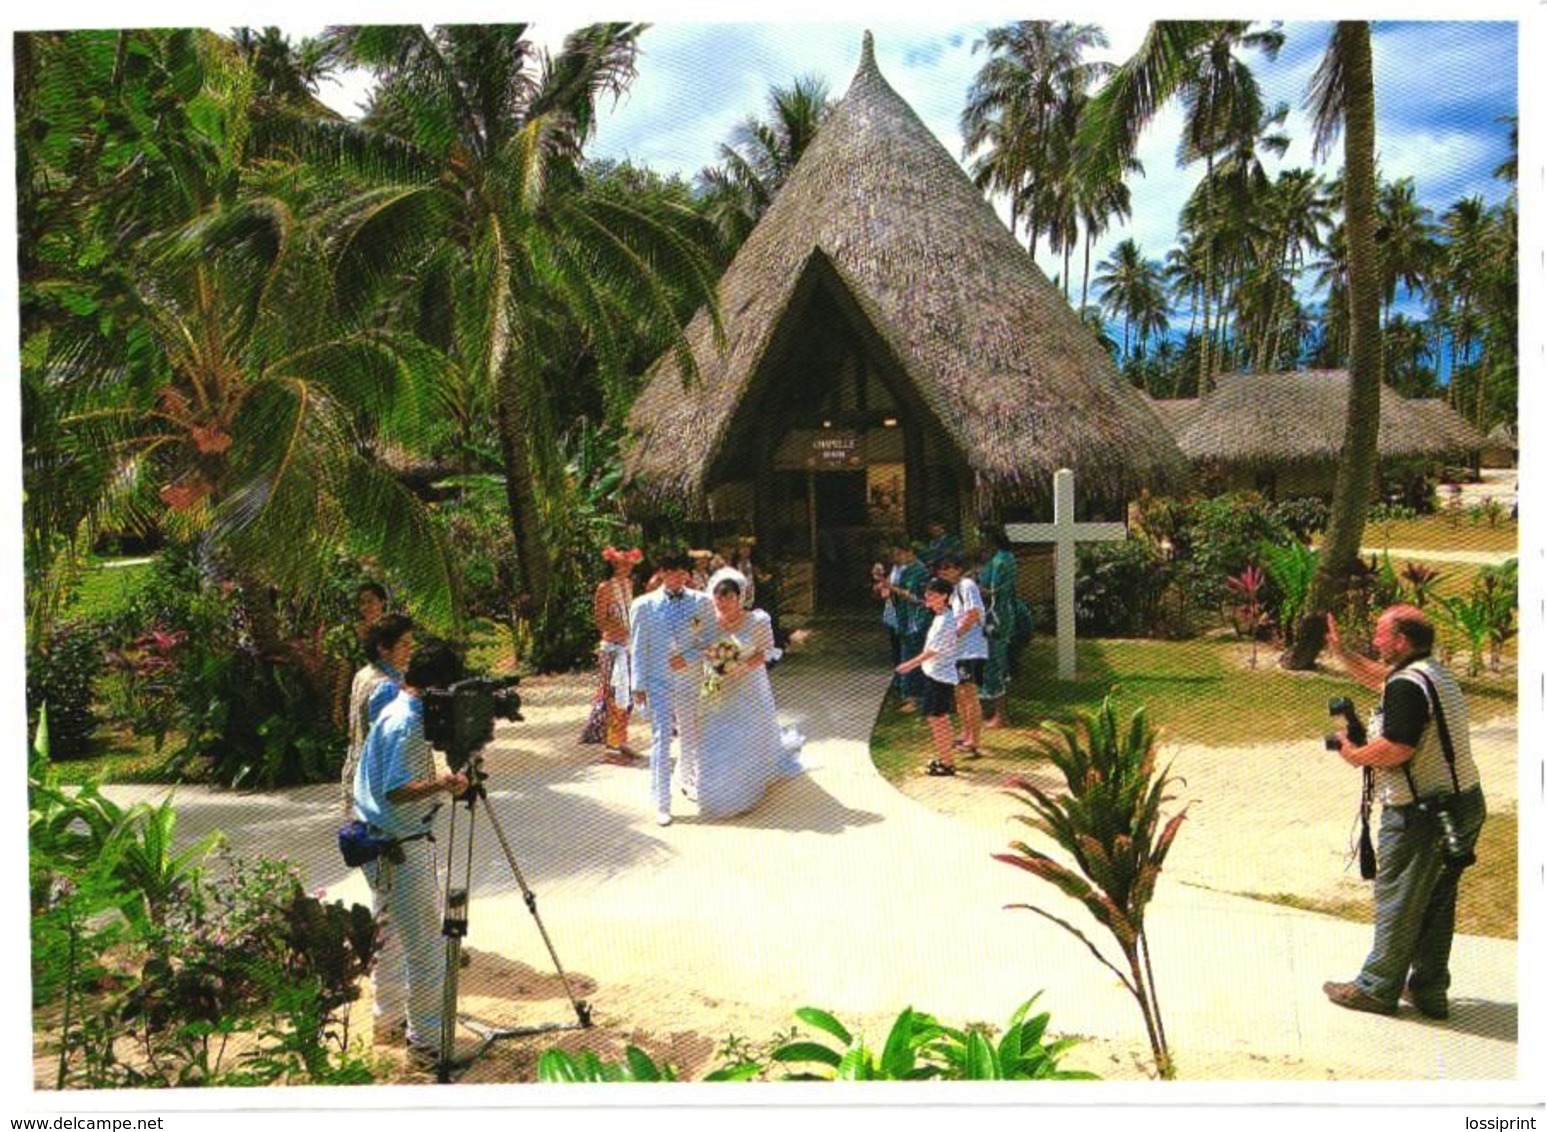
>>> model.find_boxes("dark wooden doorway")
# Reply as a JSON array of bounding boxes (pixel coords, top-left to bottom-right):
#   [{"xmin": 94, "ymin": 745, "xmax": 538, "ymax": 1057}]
[{"xmin": 814, "ymin": 471, "xmax": 880, "ymax": 611}]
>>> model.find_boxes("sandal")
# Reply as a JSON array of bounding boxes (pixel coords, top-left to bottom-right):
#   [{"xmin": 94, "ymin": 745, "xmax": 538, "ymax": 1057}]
[
  {"xmin": 925, "ymin": 759, "xmax": 956, "ymax": 777},
  {"xmin": 961, "ymin": 745, "xmax": 982, "ymax": 759}
]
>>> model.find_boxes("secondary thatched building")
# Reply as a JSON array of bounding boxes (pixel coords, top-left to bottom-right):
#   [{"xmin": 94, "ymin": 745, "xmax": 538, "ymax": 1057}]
[
  {"xmin": 622, "ymin": 32, "xmax": 1184, "ymax": 613},
  {"xmin": 1168, "ymin": 370, "xmax": 1484, "ymax": 499},
  {"xmin": 1481, "ymin": 421, "xmax": 1517, "ymax": 468}
]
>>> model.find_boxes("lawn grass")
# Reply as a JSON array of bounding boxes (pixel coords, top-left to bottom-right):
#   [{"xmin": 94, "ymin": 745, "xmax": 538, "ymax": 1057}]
[
  {"xmin": 45, "ymin": 725, "xmax": 202, "ymax": 786},
  {"xmin": 1236, "ymin": 809, "xmax": 1517, "ymax": 940},
  {"xmin": 69, "ymin": 559, "xmax": 153, "ymax": 620},
  {"xmin": 1008, "ymin": 635, "xmax": 1514, "ymax": 747},
  {"xmin": 871, "ymin": 634, "xmax": 1516, "ymax": 780},
  {"xmin": 1359, "ymin": 514, "xmax": 1517, "ymax": 555}
]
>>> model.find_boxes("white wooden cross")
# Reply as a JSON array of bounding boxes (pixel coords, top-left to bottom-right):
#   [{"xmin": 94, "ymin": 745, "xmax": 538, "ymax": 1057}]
[{"xmin": 1005, "ymin": 468, "xmax": 1127, "ymax": 680}]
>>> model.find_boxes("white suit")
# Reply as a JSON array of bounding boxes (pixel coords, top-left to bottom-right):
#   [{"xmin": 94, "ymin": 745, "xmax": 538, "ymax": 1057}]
[{"xmin": 629, "ymin": 585, "xmax": 714, "ymax": 815}]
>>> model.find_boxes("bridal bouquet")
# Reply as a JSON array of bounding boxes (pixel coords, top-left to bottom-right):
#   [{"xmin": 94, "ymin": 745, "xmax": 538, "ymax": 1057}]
[{"xmin": 701, "ymin": 637, "xmax": 742, "ymax": 699}]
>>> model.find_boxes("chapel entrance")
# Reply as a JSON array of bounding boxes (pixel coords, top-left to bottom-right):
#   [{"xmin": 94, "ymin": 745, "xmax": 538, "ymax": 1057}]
[{"xmin": 698, "ymin": 252, "xmax": 970, "ymax": 621}]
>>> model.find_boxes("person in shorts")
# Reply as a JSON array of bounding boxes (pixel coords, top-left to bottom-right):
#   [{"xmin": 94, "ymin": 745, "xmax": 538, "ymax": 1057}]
[
  {"xmin": 894, "ymin": 579, "xmax": 960, "ymax": 776},
  {"xmin": 936, "ymin": 554, "xmax": 987, "ymax": 757}
]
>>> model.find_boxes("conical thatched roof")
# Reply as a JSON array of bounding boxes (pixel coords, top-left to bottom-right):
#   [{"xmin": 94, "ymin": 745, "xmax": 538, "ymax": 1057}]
[
  {"xmin": 622, "ymin": 32, "xmax": 1185, "ymax": 512},
  {"xmin": 1171, "ymin": 371, "xmax": 1470, "ymax": 466}
]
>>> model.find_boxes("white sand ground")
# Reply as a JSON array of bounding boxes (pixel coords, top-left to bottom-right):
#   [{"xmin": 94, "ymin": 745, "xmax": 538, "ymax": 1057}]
[{"xmin": 84, "ymin": 640, "xmax": 1521, "ymax": 1088}]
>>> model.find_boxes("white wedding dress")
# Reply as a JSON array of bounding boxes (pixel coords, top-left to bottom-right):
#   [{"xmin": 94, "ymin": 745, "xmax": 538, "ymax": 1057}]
[{"xmin": 695, "ymin": 608, "xmax": 804, "ymax": 818}]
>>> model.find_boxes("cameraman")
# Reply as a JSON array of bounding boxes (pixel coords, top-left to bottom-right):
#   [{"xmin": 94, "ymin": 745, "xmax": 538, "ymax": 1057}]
[
  {"xmin": 353, "ymin": 638, "xmax": 470, "ymax": 1060},
  {"xmin": 1322, "ymin": 605, "xmax": 1486, "ymax": 1020}
]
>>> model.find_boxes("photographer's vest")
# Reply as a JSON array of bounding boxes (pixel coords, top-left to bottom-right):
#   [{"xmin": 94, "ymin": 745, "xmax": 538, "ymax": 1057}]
[{"xmin": 1371, "ymin": 657, "xmax": 1481, "ymax": 806}]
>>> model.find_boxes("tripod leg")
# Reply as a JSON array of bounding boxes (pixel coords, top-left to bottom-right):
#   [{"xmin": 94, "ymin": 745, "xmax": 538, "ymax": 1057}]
[
  {"xmin": 475, "ymin": 795, "xmax": 592, "ymax": 1028},
  {"xmin": 439, "ymin": 886, "xmax": 468, "ymax": 1083}
]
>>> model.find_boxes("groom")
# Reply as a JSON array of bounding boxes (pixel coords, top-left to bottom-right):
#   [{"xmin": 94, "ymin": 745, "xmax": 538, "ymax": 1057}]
[{"xmin": 630, "ymin": 550, "xmax": 714, "ymax": 826}]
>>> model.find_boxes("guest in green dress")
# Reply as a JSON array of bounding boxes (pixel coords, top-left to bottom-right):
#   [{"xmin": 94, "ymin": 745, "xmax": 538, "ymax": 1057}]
[{"xmin": 976, "ymin": 525, "xmax": 1017, "ymax": 728}]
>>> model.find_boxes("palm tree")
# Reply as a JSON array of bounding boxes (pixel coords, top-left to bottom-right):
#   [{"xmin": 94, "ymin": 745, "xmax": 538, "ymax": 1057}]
[
  {"xmin": 317, "ymin": 24, "xmax": 722, "ymax": 656},
  {"xmin": 1383, "ymin": 313, "xmax": 1437, "ymax": 397},
  {"xmin": 1095, "ymin": 238, "xmax": 1166, "ymax": 387},
  {"xmin": 697, "ymin": 74, "xmax": 833, "ymax": 255},
  {"xmin": 962, "ymin": 21, "xmax": 1112, "ymax": 262},
  {"xmin": 1285, "ymin": 21, "xmax": 1382, "ymax": 670},
  {"xmin": 1078, "ymin": 20, "xmax": 1285, "ymax": 391},
  {"xmin": 1255, "ymin": 167, "xmax": 1332, "ymax": 370},
  {"xmin": 20, "ymin": 30, "xmax": 458, "ymax": 649},
  {"xmin": 1076, "ymin": 161, "xmax": 1135, "ymax": 312},
  {"xmin": 1376, "ymin": 176, "xmax": 1438, "ymax": 324}
]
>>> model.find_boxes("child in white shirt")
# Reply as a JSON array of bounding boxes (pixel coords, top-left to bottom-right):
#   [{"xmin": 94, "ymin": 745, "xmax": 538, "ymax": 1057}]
[{"xmin": 894, "ymin": 579, "xmax": 960, "ymax": 776}]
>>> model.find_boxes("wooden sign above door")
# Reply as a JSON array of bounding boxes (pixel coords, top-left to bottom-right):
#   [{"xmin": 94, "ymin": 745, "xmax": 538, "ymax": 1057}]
[{"xmin": 807, "ymin": 430, "xmax": 862, "ymax": 468}]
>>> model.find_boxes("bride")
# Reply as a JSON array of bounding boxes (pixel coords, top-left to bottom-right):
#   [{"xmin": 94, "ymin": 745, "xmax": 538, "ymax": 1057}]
[{"xmin": 694, "ymin": 567, "xmax": 804, "ymax": 818}]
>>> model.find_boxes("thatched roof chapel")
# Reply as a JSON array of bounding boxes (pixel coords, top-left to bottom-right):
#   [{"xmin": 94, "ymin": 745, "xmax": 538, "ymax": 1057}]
[{"xmin": 622, "ymin": 31, "xmax": 1185, "ymax": 523}]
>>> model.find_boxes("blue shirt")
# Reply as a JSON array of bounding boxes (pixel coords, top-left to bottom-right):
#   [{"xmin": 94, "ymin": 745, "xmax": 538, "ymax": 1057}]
[
  {"xmin": 353, "ymin": 693, "xmax": 438, "ymax": 839},
  {"xmin": 367, "ymin": 661, "xmax": 403, "ymax": 724}
]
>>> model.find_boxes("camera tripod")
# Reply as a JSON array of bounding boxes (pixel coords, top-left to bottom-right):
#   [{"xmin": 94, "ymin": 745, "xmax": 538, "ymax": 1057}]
[{"xmin": 436, "ymin": 751, "xmax": 591, "ymax": 1083}]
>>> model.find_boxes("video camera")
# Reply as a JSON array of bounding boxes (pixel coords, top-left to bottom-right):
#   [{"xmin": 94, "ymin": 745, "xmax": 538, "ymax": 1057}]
[
  {"xmin": 422, "ymin": 675, "xmax": 523, "ymax": 770},
  {"xmin": 1324, "ymin": 696, "xmax": 1367, "ymax": 750}
]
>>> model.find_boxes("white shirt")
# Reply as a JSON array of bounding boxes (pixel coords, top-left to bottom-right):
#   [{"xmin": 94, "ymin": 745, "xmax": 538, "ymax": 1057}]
[
  {"xmin": 951, "ymin": 577, "xmax": 989, "ymax": 660},
  {"xmin": 921, "ymin": 608, "xmax": 959, "ymax": 684}
]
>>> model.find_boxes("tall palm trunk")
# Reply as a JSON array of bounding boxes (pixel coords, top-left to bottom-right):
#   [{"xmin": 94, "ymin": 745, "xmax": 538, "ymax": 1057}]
[
  {"xmin": 1199, "ymin": 156, "xmax": 1216, "ymax": 392},
  {"xmin": 1286, "ymin": 22, "xmax": 1380, "ymax": 669},
  {"xmin": 1081, "ymin": 229, "xmax": 1094, "ymax": 310},
  {"xmin": 495, "ymin": 341, "xmax": 553, "ymax": 637}
]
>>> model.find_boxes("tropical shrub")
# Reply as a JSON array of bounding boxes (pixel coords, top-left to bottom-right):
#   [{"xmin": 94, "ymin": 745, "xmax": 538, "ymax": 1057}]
[
  {"xmin": 1399, "ymin": 561, "xmax": 1443, "ymax": 609},
  {"xmin": 1268, "ymin": 496, "xmax": 1330, "ymax": 541},
  {"xmin": 1257, "ymin": 539, "xmax": 1318, "ymax": 647},
  {"xmin": 1076, "ymin": 539, "xmax": 1172, "ymax": 637},
  {"xmin": 30, "ymin": 754, "xmax": 378, "ymax": 1088},
  {"xmin": 1438, "ymin": 559, "xmax": 1516, "ymax": 677},
  {"xmin": 998, "ymin": 695, "xmax": 1186, "ymax": 1079},
  {"xmin": 1168, "ymin": 492, "xmax": 1292, "ymax": 618},
  {"xmin": 1367, "ymin": 501, "xmax": 1419, "ymax": 525},
  {"xmin": 26, "ymin": 620, "xmax": 107, "ymax": 760},
  {"xmin": 1223, "ymin": 564, "xmax": 1269, "ymax": 666}
]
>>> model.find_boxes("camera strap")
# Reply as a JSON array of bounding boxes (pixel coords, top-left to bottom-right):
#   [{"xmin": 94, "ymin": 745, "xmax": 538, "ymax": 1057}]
[
  {"xmin": 1359, "ymin": 767, "xmax": 1377, "ymax": 880},
  {"xmin": 1398, "ymin": 665, "xmax": 1463, "ymax": 798}
]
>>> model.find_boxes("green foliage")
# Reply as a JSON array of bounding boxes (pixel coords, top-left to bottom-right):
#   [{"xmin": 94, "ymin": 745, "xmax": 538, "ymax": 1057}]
[
  {"xmin": 1467, "ymin": 497, "xmax": 1510, "ymax": 528},
  {"xmin": 1256, "ymin": 538, "xmax": 1318, "ymax": 645},
  {"xmin": 26, "ymin": 620, "xmax": 106, "ymax": 760},
  {"xmin": 1368, "ymin": 501, "xmax": 1420, "ymax": 524},
  {"xmin": 1075, "ymin": 538, "xmax": 1171, "ymax": 637},
  {"xmin": 1439, "ymin": 559, "xmax": 1516, "ymax": 675},
  {"xmin": 538, "ymin": 997, "xmax": 1094, "ymax": 1083},
  {"xmin": 766, "ymin": 999, "xmax": 1094, "ymax": 1081},
  {"xmin": 537, "ymin": 1045, "xmax": 678, "ymax": 1082},
  {"xmin": 1171, "ymin": 492, "xmax": 1292, "ymax": 613},
  {"xmin": 998, "ymin": 695, "xmax": 1184, "ymax": 1079},
  {"xmin": 1268, "ymin": 495, "xmax": 1330, "ymax": 540},
  {"xmin": 29, "ymin": 770, "xmax": 222, "ymax": 932},
  {"xmin": 30, "ymin": 761, "xmax": 379, "ymax": 1090},
  {"xmin": 429, "ymin": 475, "xmax": 520, "ymax": 637}
]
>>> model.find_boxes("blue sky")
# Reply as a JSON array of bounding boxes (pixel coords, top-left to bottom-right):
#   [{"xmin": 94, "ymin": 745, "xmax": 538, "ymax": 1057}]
[{"xmin": 304, "ymin": 17, "xmax": 1518, "ymax": 309}]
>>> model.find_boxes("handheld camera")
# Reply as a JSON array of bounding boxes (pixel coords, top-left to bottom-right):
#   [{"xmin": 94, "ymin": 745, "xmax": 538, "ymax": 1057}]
[
  {"xmin": 422, "ymin": 675, "xmax": 523, "ymax": 771},
  {"xmin": 1325, "ymin": 695, "xmax": 1367, "ymax": 751}
]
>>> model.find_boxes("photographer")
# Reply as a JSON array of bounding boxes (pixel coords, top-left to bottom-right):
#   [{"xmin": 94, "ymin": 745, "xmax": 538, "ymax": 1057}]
[
  {"xmin": 353, "ymin": 638, "xmax": 471, "ymax": 1061},
  {"xmin": 1322, "ymin": 605, "xmax": 1486, "ymax": 1020}
]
